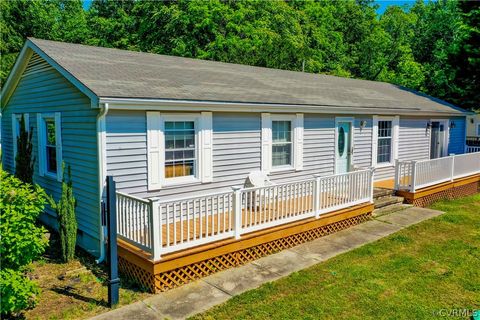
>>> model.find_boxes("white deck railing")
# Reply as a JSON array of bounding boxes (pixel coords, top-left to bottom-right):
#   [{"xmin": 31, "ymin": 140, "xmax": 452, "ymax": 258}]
[
  {"xmin": 116, "ymin": 192, "xmax": 153, "ymax": 252},
  {"xmin": 117, "ymin": 168, "xmax": 374, "ymax": 261},
  {"xmin": 157, "ymin": 191, "xmax": 235, "ymax": 256},
  {"xmin": 395, "ymin": 152, "xmax": 480, "ymax": 192},
  {"xmin": 466, "ymin": 146, "xmax": 480, "ymax": 153}
]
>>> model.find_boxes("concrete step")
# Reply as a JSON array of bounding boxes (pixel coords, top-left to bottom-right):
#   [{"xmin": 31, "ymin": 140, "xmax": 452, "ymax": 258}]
[
  {"xmin": 373, "ymin": 203, "xmax": 413, "ymax": 217},
  {"xmin": 373, "ymin": 188, "xmax": 395, "ymax": 200},
  {"xmin": 373, "ymin": 195, "xmax": 404, "ymax": 209}
]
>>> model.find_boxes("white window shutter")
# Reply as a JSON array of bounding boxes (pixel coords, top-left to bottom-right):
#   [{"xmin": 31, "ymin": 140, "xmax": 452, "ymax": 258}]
[
  {"xmin": 294, "ymin": 113, "xmax": 304, "ymax": 171},
  {"xmin": 146, "ymin": 112, "xmax": 163, "ymax": 190},
  {"xmin": 261, "ymin": 113, "xmax": 272, "ymax": 173},
  {"xmin": 37, "ymin": 113, "xmax": 45, "ymax": 177},
  {"xmin": 54, "ymin": 112, "xmax": 63, "ymax": 182},
  {"xmin": 11, "ymin": 114, "xmax": 17, "ymax": 170},
  {"xmin": 371, "ymin": 116, "xmax": 379, "ymax": 167},
  {"xmin": 392, "ymin": 116, "xmax": 400, "ymax": 161},
  {"xmin": 199, "ymin": 112, "xmax": 213, "ymax": 183}
]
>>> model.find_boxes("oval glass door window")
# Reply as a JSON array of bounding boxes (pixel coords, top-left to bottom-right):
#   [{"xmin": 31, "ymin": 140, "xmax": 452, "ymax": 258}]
[{"xmin": 338, "ymin": 127, "xmax": 345, "ymax": 156}]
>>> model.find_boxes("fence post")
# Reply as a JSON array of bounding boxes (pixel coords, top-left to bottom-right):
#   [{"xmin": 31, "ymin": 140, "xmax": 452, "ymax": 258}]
[
  {"xmin": 106, "ymin": 176, "xmax": 119, "ymax": 307},
  {"xmin": 450, "ymin": 155, "xmax": 455, "ymax": 181},
  {"xmin": 149, "ymin": 199, "xmax": 161, "ymax": 261},
  {"xmin": 394, "ymin": 159, "xmax": 400, "ymax": 190},
  {"xmin": 411, "ymin": 161, "xmax": 417, "ymax": 193},
  {"xmin": 232, "ymin": 187, "xmax": 242, "ymax": 239},
  {"xmin": 314, "ymin": 175, "xmax": 321, "ymax": 218}
]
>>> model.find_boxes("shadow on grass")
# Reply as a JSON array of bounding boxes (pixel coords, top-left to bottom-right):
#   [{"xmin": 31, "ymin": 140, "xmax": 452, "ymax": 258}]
[
  {"xmin": 50, "ymin": 286, "xmax": 109, "ymax": 308},
  {"xmin": 41, "ymin": 223, "xmax": 149, "ymax": 295}
]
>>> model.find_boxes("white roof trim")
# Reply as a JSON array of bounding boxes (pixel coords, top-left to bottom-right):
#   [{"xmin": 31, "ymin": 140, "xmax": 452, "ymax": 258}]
[
  {"xmin": 1, "ymin": 39, "xmax": 99, "ymax": 110},
  {"xmin": 99, "ymin": 97, "xmax": 467, "ymax": 117}
]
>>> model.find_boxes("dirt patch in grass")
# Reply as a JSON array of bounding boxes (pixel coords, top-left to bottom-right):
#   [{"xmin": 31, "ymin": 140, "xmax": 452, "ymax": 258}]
[{"xmin": 21, "ymin": 231, "xmax": 151, "ymax": 320}]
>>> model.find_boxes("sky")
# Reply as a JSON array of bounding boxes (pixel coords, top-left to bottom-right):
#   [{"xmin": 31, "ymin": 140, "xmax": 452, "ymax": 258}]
[
  {"xmin": 82, "ymin": 0, "xmax": 419, "ymax": 13},
  {"xmin": 375, "ymin": 0, "xmax": 417, "ymax": 14}
]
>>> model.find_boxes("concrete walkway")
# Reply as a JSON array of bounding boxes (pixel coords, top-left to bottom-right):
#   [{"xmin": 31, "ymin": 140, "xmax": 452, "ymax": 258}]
[{"xmin": 90, "ymin": 206, "xmax": 443, "ymax": 320}]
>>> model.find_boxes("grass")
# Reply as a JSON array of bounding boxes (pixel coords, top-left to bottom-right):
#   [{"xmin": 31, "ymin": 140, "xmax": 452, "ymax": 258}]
[
  {"xmin": 191, "ymin": 194, "xmax": 480, "ymax": 320},
  {"xmin": 21, "ymin": 231, "xmax": 151, "ymax": 320}
]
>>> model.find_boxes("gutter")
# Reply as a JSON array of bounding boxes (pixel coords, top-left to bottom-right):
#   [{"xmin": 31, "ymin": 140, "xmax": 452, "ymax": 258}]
[{"xmin": 95, "ymin": 102, "xmax": 109, "ymax": 264}]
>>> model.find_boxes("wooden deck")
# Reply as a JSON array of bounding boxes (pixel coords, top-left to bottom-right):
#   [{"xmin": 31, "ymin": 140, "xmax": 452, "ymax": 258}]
[
  {"xmin": 374, "ymin": 178, "xmax": 395, "ymax": 189},
  {"xmin": 121, "ymin": 193, "xmax": 363, "ymax": 248},
  {"xmin": 117, "ymin": 202, "xmax": 374, "ymax": 293},
  {"xmin": 396, "ymin": 173, "xmax": 480, "ymax": 207}
]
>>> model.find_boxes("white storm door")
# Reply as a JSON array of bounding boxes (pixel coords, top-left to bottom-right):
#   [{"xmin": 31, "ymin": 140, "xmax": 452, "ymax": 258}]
[{"xmin": 336, "ymin": 121, "xmax": 352, "ymax": 174}]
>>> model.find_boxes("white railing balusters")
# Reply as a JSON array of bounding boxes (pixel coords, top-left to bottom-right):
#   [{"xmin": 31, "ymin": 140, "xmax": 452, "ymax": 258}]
[
  {"xmin": 466, "ymin": 146, "xmax": 480, "ymax": 153},
  {"xmin": 395, "ymin": 151, "xmax": 480, "ymax": 192},
  {"xmin": 117, "ymin": 169, "xmax": 377, "ymax": 260},
  {"xmin": 116, "ymin": 192, "xmax": 153, "ymax": 256}
]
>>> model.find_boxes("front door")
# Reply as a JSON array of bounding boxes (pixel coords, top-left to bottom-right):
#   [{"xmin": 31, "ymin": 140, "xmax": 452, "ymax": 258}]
[
  {"xmin": 430, "ymin": 121, "xmax": 446, "ymax": 159},
  {"xmin": 336, "ymin": 122, "xmax": 352, "ymax": 173}
]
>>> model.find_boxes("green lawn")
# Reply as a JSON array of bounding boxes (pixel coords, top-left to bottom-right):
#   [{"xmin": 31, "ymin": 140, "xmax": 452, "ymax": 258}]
[{"xmin": 191, "ymin": 194, "xmax": 480, "ymax": 320}]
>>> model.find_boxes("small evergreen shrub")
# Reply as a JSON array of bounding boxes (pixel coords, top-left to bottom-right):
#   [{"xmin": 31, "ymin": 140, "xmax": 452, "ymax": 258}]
[
  {"xmin": 54, "ymin": 163, "xmax": 78, "ymax": 262},
  {"xmin": 0, "ymin": 169, "xmax": 48, "ymax": 316},
  {"xmin": 0, "ymin": 269, "xmax": 40, "ymax": 316},
  {"xmin": 15, "ymin": 114, "xmax": 35, "ymax": 184}
]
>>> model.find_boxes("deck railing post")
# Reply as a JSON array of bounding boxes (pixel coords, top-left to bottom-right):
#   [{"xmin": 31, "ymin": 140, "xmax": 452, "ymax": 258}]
[
  {"xmin": 149, "ymin": 199, "xmax": 161, "ymax": 261},
  {"xmin": 314, "ymin": 175, "xmax": 321, "ymax": 218},
  {"xmin": 410, "ymin": 161, "xmax": 417, "ymax": 193},
  {"xmin": 369, "ymin": 167, "xmax": 375, "ymax": 203},
  {"xmin": 450, "ymin": 155, "xmax": 455, "ymax": 181},
  {"xmin": 394, "ymin": 159, "xmax": 400, "ymax": 190},
  {"xmin": 232, "ymin": 187, "xmax": 242, "ymax": 239}
]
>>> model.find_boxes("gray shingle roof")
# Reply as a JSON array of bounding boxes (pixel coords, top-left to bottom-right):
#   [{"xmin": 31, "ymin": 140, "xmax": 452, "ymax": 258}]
[{"xmin": 29, "ymin": 38, "xmax": 465, "ymax": 115}]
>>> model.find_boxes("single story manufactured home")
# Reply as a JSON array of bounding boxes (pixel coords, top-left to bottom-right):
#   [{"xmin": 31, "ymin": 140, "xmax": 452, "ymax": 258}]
[{"xmin": 2, "ymin": 38, "xmax": 479, "ymax": 291}]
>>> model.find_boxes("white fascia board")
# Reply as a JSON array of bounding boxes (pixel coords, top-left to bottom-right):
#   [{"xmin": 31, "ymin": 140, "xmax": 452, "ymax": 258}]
[{"xmin": 99, "ymin": 97, "xmax": 467, "ymax": 117}]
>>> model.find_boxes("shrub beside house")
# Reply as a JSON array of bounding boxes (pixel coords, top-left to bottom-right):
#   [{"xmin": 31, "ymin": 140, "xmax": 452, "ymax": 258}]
[{"xmin": 0, "ymin": 169, "xmax": 49, "ymax": 316}]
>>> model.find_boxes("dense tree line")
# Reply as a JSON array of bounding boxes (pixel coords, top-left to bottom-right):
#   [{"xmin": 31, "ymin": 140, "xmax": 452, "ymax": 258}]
[{"xmin": 1, "ymin": 0, "xmax": 478, "ymax": 110}]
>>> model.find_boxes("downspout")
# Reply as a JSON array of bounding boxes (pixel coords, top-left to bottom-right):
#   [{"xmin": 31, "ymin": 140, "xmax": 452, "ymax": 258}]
[{"xmin": 95, "ymin": 102, "xmax": 109, "ymax": 264}]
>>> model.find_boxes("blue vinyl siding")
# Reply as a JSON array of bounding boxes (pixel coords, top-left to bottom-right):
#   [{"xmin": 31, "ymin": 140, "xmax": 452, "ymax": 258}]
[
  {"xmin": 1, "ymin": 53, "xmax": 101, "ymax": 256},
  {"xmin": 448, "ymin": 117, "xmax": 466, "ymax": 155}
]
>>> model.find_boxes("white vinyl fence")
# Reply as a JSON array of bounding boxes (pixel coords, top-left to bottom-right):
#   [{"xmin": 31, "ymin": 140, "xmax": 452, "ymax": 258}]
[
  {"xmin": 395, "ymin": 152, "xmax": 480, "ymax": 192},
  {"xmin": 117, "ymin": 169, "xmax": 374, "ymax": 261}
]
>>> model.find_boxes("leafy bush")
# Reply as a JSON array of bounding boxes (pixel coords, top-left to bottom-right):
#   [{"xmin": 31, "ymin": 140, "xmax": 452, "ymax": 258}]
[
  {"xmin": 15, "ymin": 114, "xmax": 34, "ymax": 184},
  {"xmin": 54, "ymin": 163, "xmax": 77, "ymax": 262},
  {"xmin": 0, "ymin": 169, "xmax": 49, "ymax": 269},
  {"xmin": 0, "ymin": 269, "xmax": 40, "ymax": 316},
  {"xmin": 0, "ymin": 169, "xmax": 48, "ymax": 316}
]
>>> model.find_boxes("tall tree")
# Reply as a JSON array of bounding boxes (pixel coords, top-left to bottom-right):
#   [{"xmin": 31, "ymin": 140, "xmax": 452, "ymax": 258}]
[
  {"xmin": 0, "ymin": 0, "xmax": 58, "ymax": 83},
  {"xmin": 376, "ymin": 5, "xmax": 424, "ymax": 89},
  {"xmin": 449, "ymin": 0, "xmax": 480, "ymax": 110},
  {"xmin": 86, "ymin": 0, "xmax": 137, "ymax": 49}
]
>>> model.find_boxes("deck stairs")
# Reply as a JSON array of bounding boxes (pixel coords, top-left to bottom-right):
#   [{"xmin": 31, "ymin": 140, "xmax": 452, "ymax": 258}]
[{"xmin": 372, "ymin": 187, "xmax": 411, "ymax": 216}]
